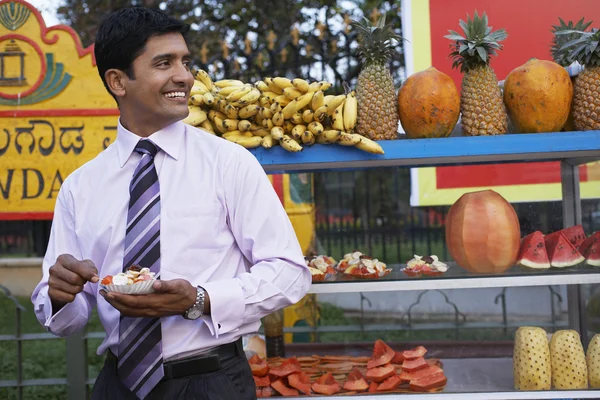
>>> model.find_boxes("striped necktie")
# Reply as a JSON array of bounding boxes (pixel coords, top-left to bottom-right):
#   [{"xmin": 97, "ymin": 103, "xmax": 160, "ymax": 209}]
[{"xmin": 118, "ymin": 139, "xmax": 164, "ymax": 399}]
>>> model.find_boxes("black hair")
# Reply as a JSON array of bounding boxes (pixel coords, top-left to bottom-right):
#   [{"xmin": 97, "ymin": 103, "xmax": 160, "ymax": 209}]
[{"xmin": 94, "ymin": 7, "xmax": 190, "ymax": 100}]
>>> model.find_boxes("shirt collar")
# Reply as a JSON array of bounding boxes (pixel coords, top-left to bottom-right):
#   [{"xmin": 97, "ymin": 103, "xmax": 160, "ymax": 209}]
[{"xmin": 115, "ymin": 118, "xmax": 184, "ymax": 167}]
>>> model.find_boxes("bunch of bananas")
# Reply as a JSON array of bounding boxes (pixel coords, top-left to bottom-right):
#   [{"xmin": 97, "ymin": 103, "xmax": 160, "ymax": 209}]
[{"xmin": 183, "ymin": 70, "xmax": 384, "ymax": 154}]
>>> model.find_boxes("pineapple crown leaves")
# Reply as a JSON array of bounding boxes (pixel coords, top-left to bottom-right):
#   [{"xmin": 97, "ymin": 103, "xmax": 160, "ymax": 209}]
[
  {"xmin": 557, "ymin": 27, "xmax": 600, "ymax": 67},
  {"xmin": 550, "ymin": 17, "xmax": 593, "ymax": 66},
  {"xmin": 445, "ymin": 10, "xmax": 507, "ymax": 73},
  {"xmin": 351, "ymin": 15, "xmax": 402, "ymax": 66}
]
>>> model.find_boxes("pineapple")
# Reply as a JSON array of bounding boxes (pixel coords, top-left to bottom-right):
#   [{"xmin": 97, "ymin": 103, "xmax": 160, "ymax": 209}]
[
  {"xmin": 586, "ymin": 333, "xmax": 600, "ymax": 388},
  {"xmin": 550, "ymin": 329, "xmax": 588, "ymax": 389},
  {"xmin": 513, "ymin": 327, "xmax": 551, "ymax": 390},
  {"xmin": 445, "ymin": 11, "xmax": 508, "ymax": 135},
  {"xmin": 352, "ymin": 16, "xmax": 400, "ymax": 140},
  {"xmin": 559, "ymin": 27, "xmax": 600, "ymax": 130}
]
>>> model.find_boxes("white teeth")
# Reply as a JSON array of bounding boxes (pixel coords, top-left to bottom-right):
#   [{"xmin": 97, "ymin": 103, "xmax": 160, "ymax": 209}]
[{"xmin": 165, "ymin": 92, "xmax": 185, "ymax": 98}]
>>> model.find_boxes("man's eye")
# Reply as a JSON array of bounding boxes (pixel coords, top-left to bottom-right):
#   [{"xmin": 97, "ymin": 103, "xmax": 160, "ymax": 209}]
[{"xmin": 157, "ymin": 61, "xmax": 169, "ymax": 67}]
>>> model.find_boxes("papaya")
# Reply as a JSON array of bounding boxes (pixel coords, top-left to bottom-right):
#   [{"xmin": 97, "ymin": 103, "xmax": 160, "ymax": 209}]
[
  {"xmin": 377, "ymin": 375, "xmax": 402, "ymax": 391},
  {"xmin": 400, "ymin": 365, "xmax": 443, "ymax": 382},
  {"xmin": 268, "ymin": 357, "xmax": 301, "ymax": 377},
  {"xmin": 312, "ymin": 372, "xmax": 340, "ymax": 395},
  {"xmin": 248, "ymin": 354, "xmax": 269, "ymax": 377},
  {"xmin": 409, "ymin": 371, "xmax": 448, "ymax": 392},
  {"xmin": 288, "ymin": 372, "xmax": 312, "ymax": 394},
  {"xmin": 402, "ymin": 345, "xmax": 428, "ymax": 360},
  {"xmin": 402, "ymin": 356, "xmax": 428, "ymax": 372},
  {"xmin": 270, "ymin": 379, "xmax": 299, "ymax": 396},
  {"xmin": 367, "ymin": 339, "xmax": 396, "ymax": 369},
  {"xmin": 391, "ymin": 351, "xmax": 405, "ymax": 364},
  {"xmin": 343, "ymin": 368, "xmax": 369, "ymax": 392},
  {"xmin": 366, "ymin": 363, "xmax": 396, "ymax": 383},
  {"xmin": 253, "ymin": 375, "xmax": 270, "ymax": 387}
]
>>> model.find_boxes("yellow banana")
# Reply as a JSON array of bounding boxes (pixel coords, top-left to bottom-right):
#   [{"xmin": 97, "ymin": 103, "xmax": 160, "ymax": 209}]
[
  {"xmin": 323, "ymin": 130, "xmax": 342, "ymax": 143},
  {"xmin": 316, "ymin": 133, "xmax": 331, "ymax": 144},
  {"xmin": 255, "ymin": 81, "xmax": 270, "ymax": 92},
  {"xmin": 190, "ymin": 80, "xmax": 208, "ymax": 96},
  {"xmin": 216, "ymin": 85, "xmax": 246, "ymax": 96},
  {"xmin": 214, "ymin": 79, "xmax": 245, "ymax": 88},
  {"xmin": 343, "ymin": 91, "xmax": 357, "ymax": 131},
  {"xmin": 223, "ymin": 104, "xmax": 239, "ymax": 119},
  {"xmin": 222, "ymin": 130, "xmax": 245, "ymax": 139},
  {"xmin": 212, "ymin": 115, "xmax": 228, "ymax": 134},
  {"xmin": 338, "ymin": 132, "xmax": 362, "ymax": 146},
  {"xmin": 190, "ymin": 94, "xmax": 204, "ymax": 106},
  {"xmin": 208, "ymin": 109, "xmax": 227, "ymax": 121},
  {"xmin": 270, "ymin": 102, "xmax": 282, "ymax": 114},
  {"xmin": 280, "ymin": 134, "xmax": 303, "ymax": 152},
  {"xmin": 283, "ymin": 87, "xmax": 303, "ymax": 100},
  {"xmin": 253, "ymin": 128, "xmax": 270, "ymax": 137},
  {"xmin": 313, "ymin": 105, "xmax": 328, "ymax": 122},
  {"xmin": 283, "ymin": 120, "xmax": 295, "ymax": 134},
  {"xmin": 311, "ymin": 91, "xmax": 324, "ymax": 110},
  {"xmin": 273, "ymin": 77, "xmax": 294, "ymax": 90},
  {"xmin": 274, "ymin": 95, "xmax": 291, "ymax": 107},
  {"xmin": 291, "ymin": 124, "xmax": 307, "ymax": 140},
  {"xmin": 295, "ymin": 92, "xmax": 315, "ymax": 110},
  {"xmin": 225, "ymin": 85, "xmax": 252, "ymax": 102},
  {"xmin": 290, "ymin": 113, "xmax": 304, "ymax": 125},
  {"xmin": 331, "ymin": 103, "xmax": 345, "ymax": 130},
  {"xmin": 195, "ymin": 69, "xmax": 213, "ymax": 91},
  {"xmin": 260, "ymin": 107, "xmax": 273, "ymax": 120},
  {"xmin": 325, "ymin": 94, "xmax": 346, "ymax": 114},
  {"xmin": 235, "ymin": 88, "xmax": 261, "ymax": 105},
  {"xmin": 308, "ymin": 121, "xmax": 324, "ymax": 136},
  {"xmin": 259, "ymin": 97, "xmax": 271, "ymax": 108},
  {"xmin": 272, "ymin": 111, "xmax": 284, "ymax": 126},
  {"xmin": 199, "ymin": 119, "xmax": 215, "ymax": 134},
  {"xmin": 260, "ymin": 91, "xmax": 279, "ymax": 103},
  {"xmin": 292, "ymin": 78, "xmax": 310, "ymax": 93},
  {"xmin": 238, "ymin": 120, "xmax": 252, "ymax": 131},
  {"xmin": 264, "ymin": 78, "xmax": 284, "ymax": 94},
  {"xmin": 319, "ymin": 81, "xmax": 332, "ymax": 91},
  {"xmin": 302, "ymin": 109, "xmax": 314, "ymax": 124},
  {"xmin": 238, "ymin": 104, "xmax": 261, "ymax": 119},
  {"xmin": 308, "ymin": 81, "xmax": 323, "ymax": 92},
  {"xmin": 222, "ymin": 119, "xmax": 239, "ymax": 131},
  {"xmin": 262, "ymin": 118, "xmax": 274, "ymax": 130},
  {"xmin": 261, "ymin": 134, "xmax": 274, "ymax": 149},
  {"xmin": 355, "ymin": 136, "xmax": 385, "ymax": 154},
  {"xmin": 203, "ymin": 92, "xmax": 215, "ymax": 106},
  {"xmin": 301, "ymin": 130, "xmax": 316, "ymax": 145},
  {"xmin": 282, "ymin": 100, "xmax": 298, "ymax": 119},
  {"xmin": 270, "ymin": 126, "xmax": 285, "ymax": 141},
  {"xmin": 225, "ymin": 135, "xmax": 263, "ymax": 148},
  {"xmin": 182, "ymin": 106, "xmax": 207, "ymax": 126}
]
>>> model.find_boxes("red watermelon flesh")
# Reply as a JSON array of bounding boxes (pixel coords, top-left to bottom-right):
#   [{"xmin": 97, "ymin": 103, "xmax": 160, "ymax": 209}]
[
  {"xmin": 544, "ymin": 231, "xmax": 584, "ymax": 268},
  {"xmin": 580, "ymin": 232, "xmax": 600, "ymax": 267},
  {"xmin": 560, "ymin": 225, "xmax": 587, "ymax": 248},
  {"xmin": 516, "ymin": 231, "xmax": 550, "ymax": 269}
]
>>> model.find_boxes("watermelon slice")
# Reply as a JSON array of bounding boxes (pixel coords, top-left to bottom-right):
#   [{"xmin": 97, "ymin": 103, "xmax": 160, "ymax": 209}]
[
  {"xmin": 367, "ymin": 340, "xmax": 396, "ymax": 369},
  {"xmin": 343, "ymin": 368, "xmax": 369, "ymax": 392},
  {"xmin": 544, "ymin": 231, "xmax": 584, "ymax": 268},
  {"xmin": 579, "ymin": 232, "xmax": 600, "ymax": 267},
  {"xmin": 560, "ymin": 225, "xmax": 587, "ymax": 248},
  {"xmin": 516, "ymin": 231, "xmax": 550, "ymax": 269}
]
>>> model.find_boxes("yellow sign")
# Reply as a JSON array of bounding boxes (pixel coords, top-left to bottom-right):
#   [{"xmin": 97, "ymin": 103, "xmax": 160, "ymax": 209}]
[{"xmin": 0, "ymin": 0, "xmax": 118, "ymax": 219}]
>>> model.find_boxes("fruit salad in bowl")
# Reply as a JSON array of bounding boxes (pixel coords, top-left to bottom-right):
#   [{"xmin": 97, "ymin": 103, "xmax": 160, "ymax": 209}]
[
  {"xmin": 402, "ymin": 255, "xmax": 448, "ymax": 277},
  {"xmin": 305, "ymin": 254, "xmax": 337, "ymax": 282},
  {"xmin": 338, "ymin": 251, "xmax": 391, "ymax": 279},
  {"xmin": 100, "ymin": 265, "xmax": 156, "ymax": 294}
]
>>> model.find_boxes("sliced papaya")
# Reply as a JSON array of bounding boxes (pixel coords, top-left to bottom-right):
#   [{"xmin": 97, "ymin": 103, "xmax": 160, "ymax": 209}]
[
  {"xmin": 312, "ymin": 372, "xmax": 341, "ymax": 395},
  {"xmin": 402, "ymin": 345, "xmax": 427, "ymax": 360},
  {"xmin": 367, "ymin": 339, "xmax": 396, "ymax": 369},
  {"xmin": 269, "ymin": 357, "xmax": 302, "ymax": 377},
  {"xmin": 409, "ymin": 371, "xmax": 448, "ymax": 392},
  {"xmin": 391, "ymin": 351, "xmax": 405, "ymax": 364},
  {"xmin": 343, "ymin": 368, "xmax": 369, "ymax": 392},
  {"xmin": 249, "ymin": 354, "xmax": 269, "ymax": 377},
  {"xmin": 377, "ymin": 375, "xmax": 402, "ymax": 391},
  {"xmin": 288, "ymin": 372, "xmax": 312, "ymax": 394},
  {"xmin": 271, "ymin": 379, "xmax": 299, "ymax": 396},
  {"xmin": 368, "ymin": 381, "xmax": 378, "ymax": 392},
  {"xmin": 253, "ymin": 375, "xmax": 271, "ymax": 387},
  {"xmin": 366, "ymin": 363, "xmax": 396, "ymax": 383},
  {"xmin": 401, "ymin": 356, "xmax": 428, "ymax": 372},
  {"xmin": 399, "ymin": 365, "xmax": 442, "ymax": 382}
]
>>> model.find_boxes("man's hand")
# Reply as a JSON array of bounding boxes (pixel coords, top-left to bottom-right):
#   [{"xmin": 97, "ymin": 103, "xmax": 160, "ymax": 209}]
[
  {"xmin": 48, "ymin": 254, "xmax": 99, "ymax": 312},
  {"xmin": 99, "ymin": 279, "xmax": 199, "ymax": 318}
]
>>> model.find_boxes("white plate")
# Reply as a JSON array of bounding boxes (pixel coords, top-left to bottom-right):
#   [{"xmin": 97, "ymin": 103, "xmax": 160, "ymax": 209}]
[{"xmin": 100, "ymin": 279, "xmax": 156, "ymax": 295}]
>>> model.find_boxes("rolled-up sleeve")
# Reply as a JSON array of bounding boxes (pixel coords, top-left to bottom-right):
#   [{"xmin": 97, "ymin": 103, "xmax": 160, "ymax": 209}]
[
  {"xmin": 30, "ymin": 182, "xmax": 95, "ymax": 337},
  {"xmin": 201, "ymin": 147, "xmax": 311, "ymax": 337}
]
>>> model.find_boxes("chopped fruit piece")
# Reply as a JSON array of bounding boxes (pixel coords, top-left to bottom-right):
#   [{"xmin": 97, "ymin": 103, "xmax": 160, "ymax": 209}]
[
  {"xmin": 343, "ymin": 368, "xmax": 369, "ymax": 392},
  {"xmin": 270, "ymin": 379, "xmax": 299, "ymax": 396},
  {"xmin": 248, "ymin": 354, "xmax": 269, "ymax": 377},
  {"xmin": 366, "ymin": 363, "xmax": 396, "ymax": 383},
  {"xmin": 312, "ymin": 372, "xmax": 340, "ymax": 395},
  {"xmin": 402, "ymin": 356, "xmax": 428, "ymax": 372},
  {"xmin": 402, "ymin": 345, "xmax": 428, "ymax": 360},
  {"xmin": 367, "ymin": 339, "xmax": 396, "ymax": 369},
  {"xmin": 288, "ymin": 372, "xmax": 312, "ymax": 394},
  {"xmin": 253, "ymin": 375, "xmax": 270, "ymax": 387},
  {"xmin": 409, "ymin": 371, "xmax": 448, "ymax": 392},
  {"xmin": 269, "ymin": 357, "xmax": 302, "ymax": 377},
  {"xmin": 377, "ymin": 375, "xmax": 402, "ymax": 391}
]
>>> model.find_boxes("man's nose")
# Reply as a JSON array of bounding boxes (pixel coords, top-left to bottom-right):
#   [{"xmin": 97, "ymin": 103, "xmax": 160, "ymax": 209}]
[{"xmin": 173, "ymin": 63, "xmax": 192, "ymax": 84}]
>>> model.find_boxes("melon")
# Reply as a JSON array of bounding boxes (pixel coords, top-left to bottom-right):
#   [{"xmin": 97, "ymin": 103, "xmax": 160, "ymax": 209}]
[
  {"xmin": 579, "ymin": 232, "xmax": 600, "ymax": 267},
  {"xmin": 560, "ymin": 225, "xmax": 587, "ymax": 248},
  {"xmin": 516, "ymin": 231, "xmax": 550, "ymax": 269},
  {"xmin": 544, "ymin": 231, "xmax": 585, "ymax": 268}
]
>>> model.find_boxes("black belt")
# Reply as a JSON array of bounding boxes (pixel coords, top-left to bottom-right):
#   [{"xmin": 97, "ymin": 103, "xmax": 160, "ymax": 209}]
[{"xmin": 108, "ymin": 338, "xmax": 243, "ymax": 380}]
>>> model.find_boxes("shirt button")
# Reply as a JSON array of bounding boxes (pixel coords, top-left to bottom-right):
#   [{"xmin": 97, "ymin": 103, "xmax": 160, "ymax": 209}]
[{"xmin": 218, "ymin": 323, "xmax": 221, "ymax": 329}]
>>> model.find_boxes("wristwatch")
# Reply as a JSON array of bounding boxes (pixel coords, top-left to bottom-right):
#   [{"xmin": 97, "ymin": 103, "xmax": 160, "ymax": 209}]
[{"xmin": 183, "ymin": 286, "xmax": 205, "ymax": 320}]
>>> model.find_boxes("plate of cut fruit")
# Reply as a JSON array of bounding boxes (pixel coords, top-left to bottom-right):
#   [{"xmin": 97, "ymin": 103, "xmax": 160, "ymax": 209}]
[
  {"xmin": 402, "ymin": 255, "xmax": 448, "ymax": 277},
  {"xmin": 100, "ymin": 265, "xmax": 157, "ymax": 294},
  {"xmin": 337, "ymin": 251, "xmax": 392, "ymax": 279},
  {"xmin": 305, "ymin": 254, "xmax": 337, "ymax": 282}
]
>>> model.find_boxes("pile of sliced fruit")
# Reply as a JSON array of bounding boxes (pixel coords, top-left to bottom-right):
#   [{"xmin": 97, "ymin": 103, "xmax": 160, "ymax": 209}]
[
  {"xmin": 306, "ymin": 251, "xmax": 392, "ymax": 282},
  {"xmin": 185, "ymin": 71, "xmax": 384, "ymax": 154},
  {"xmin": 516, "ymin": 225, "xmax": 600, "ymax": 270},
  {"xmin": 249, "ymin": 340, "xmax": 447, "ymax": 397}
]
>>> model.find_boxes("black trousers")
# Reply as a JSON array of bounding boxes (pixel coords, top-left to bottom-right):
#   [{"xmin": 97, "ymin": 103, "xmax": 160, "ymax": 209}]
[{"xmin": 91, "ymin": 349, "xmax": 257, "ymax": 400}]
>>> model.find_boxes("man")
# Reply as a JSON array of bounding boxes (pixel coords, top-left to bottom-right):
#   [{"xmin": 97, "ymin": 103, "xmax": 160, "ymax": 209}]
[{"xmin": 30, "ymin": 6, "xmax": 311, "ymax": 400}]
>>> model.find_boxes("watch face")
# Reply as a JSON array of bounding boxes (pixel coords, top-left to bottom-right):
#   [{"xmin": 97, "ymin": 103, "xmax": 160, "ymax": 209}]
[{"xmin": 186, "ymin": 308, "xmax": 202, "ymax": 320}]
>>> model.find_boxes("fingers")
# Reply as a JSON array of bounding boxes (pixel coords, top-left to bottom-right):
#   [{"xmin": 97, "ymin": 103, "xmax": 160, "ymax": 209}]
[
  {"xmin": 48, "ymin": 254, "xmax": 98, "ymax": 306},
  {"xmin": 100, "ymin": 291, "xmax": 158, "ymax": 317},
  {"xmin": 58, "ymin": 254, "xmax": 99, "ymax": 283}
]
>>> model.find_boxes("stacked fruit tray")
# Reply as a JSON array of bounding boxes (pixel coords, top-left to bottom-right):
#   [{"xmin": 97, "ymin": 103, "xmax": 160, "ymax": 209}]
[{"xmin": 248, "ymin": 340, "xmax": 447, "ymax": 397}]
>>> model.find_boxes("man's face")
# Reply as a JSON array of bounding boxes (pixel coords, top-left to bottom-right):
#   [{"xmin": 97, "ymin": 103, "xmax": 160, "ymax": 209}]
[{"xmin": 122, "ymin": 32, "xmax": 194, "ymax": 129}]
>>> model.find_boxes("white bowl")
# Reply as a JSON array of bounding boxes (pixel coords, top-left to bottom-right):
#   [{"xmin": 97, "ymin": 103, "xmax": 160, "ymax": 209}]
[{"xmin": 100, "ymin": 279, "xmax": 156, "ymax": 295}]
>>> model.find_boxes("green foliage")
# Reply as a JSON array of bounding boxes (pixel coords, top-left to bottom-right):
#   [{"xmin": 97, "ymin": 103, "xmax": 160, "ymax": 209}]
[
  {"xmin": 550, "ymin": 17, "xmax": 593, "ymax": 66},
  {"xmin": 558, "ymin": 27, "xmax": 600, "ymax": 67},
  {"xmin": 351, "ymin": 15, "xmax": 402, "ymax": 67}
]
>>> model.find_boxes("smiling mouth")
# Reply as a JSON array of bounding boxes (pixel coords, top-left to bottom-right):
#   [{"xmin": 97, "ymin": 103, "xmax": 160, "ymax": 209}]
[{"xmin": 164, "ymin": 91, "xmax": 187, "ymax": 99}]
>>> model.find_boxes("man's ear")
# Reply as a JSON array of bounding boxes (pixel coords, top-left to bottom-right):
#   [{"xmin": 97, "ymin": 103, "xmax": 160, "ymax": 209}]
[{"xmin": 105, "ymin": 69, "xmax": 128, "ymax": 99}]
